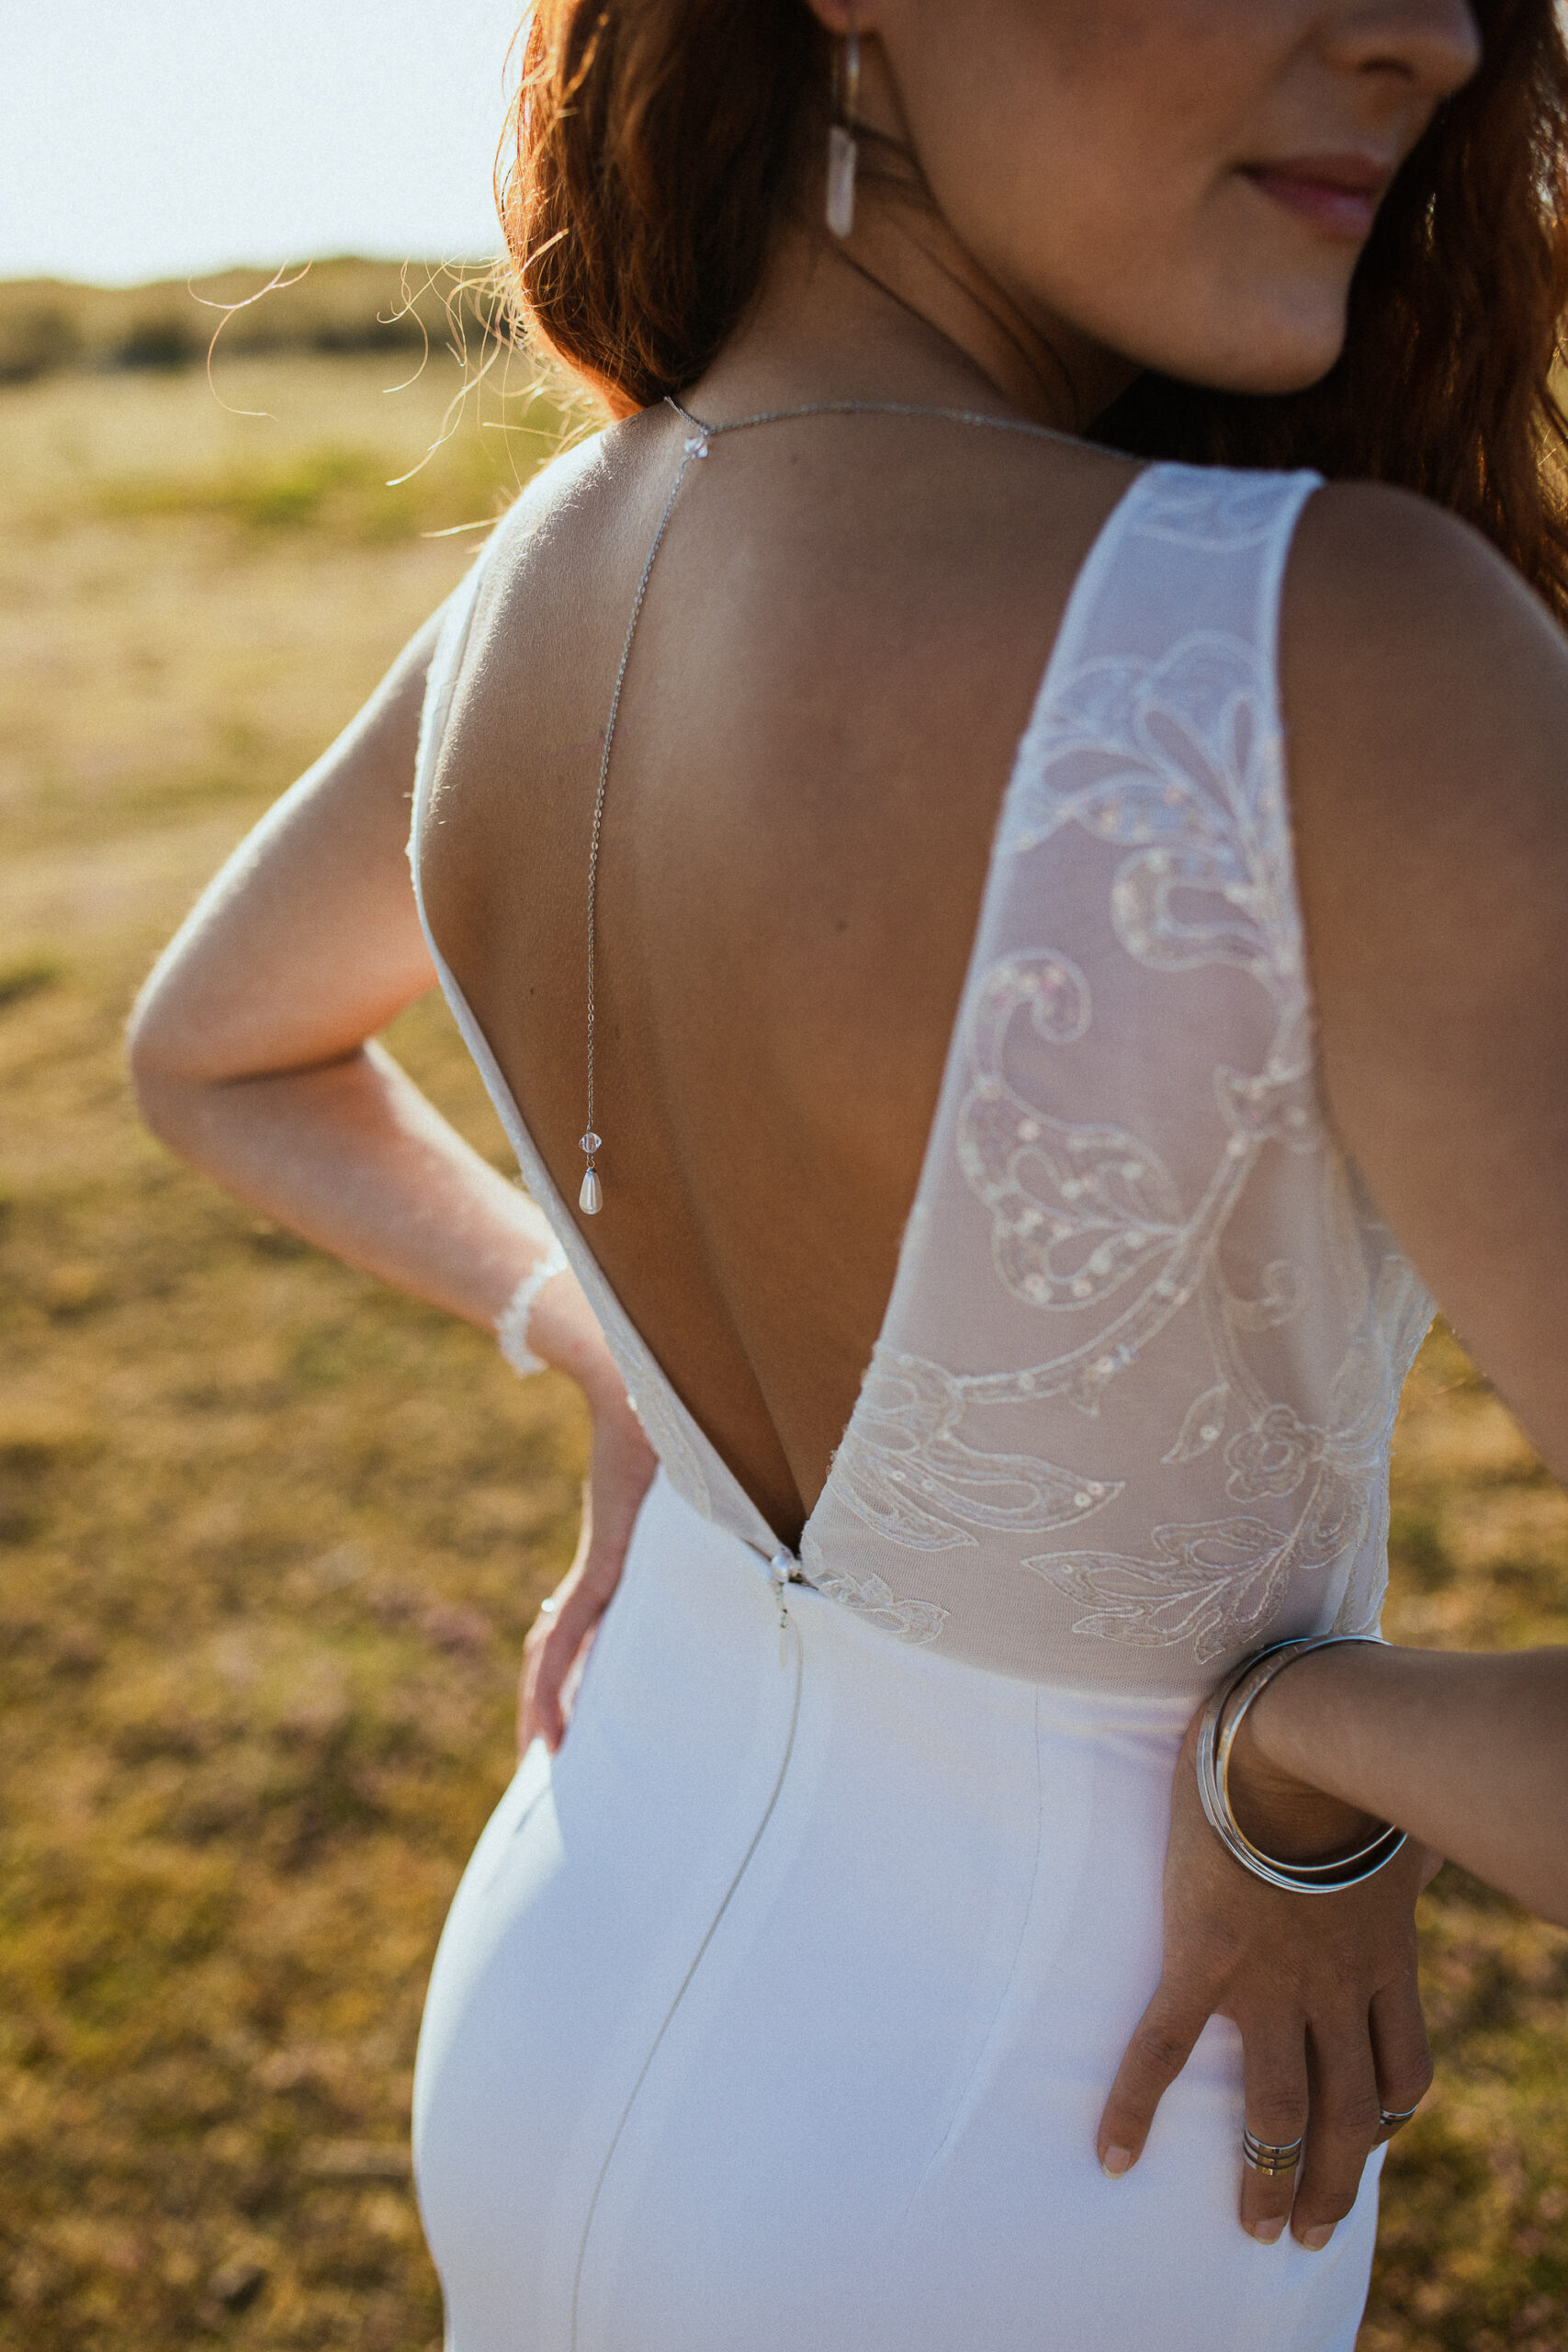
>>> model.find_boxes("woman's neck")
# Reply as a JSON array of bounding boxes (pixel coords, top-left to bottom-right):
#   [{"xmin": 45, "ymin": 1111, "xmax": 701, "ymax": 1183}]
[{"xmin": 690, "ymin": 173, "xmax": 1137, "ymax": 436}]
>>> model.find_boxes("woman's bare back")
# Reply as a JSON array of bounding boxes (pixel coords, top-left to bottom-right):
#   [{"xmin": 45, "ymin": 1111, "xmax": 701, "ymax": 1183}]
[{"xmin": 419, "ymin": 401, "xmax": 1140, "ymax": 1544}]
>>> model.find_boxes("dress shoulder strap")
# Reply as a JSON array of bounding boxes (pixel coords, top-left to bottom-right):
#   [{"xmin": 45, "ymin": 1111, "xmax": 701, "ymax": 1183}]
[
  {"xmin": 1008, "ymin": 458, "xmax": 1322, "ymax": 827},
  {"xmin": 1108, "ymin": 458, "xmax": 1321, "ymax": 638},
  {"xmin": 991, "ymin": 458, "xmax": 1325, "ymax": 1063}
]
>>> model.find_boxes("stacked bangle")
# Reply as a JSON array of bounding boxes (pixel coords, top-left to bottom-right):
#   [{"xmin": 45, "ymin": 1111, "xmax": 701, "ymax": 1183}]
[
  {"xmin": 496, "ymin": 1236, "xmax": 570, "ymax": 1377},
  {"xmin": 1196, "ymin": 1635, "xmax": 1407, "ymax": 1894}
]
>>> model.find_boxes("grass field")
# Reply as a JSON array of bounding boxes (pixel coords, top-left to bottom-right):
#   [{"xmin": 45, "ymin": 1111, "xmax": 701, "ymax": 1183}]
[{"xmin": 1, "ymin": 300, "xmax": 1565, "ymax": 2351}]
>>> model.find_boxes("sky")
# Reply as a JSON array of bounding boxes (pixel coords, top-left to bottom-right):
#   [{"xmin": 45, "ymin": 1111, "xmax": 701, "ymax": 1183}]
[{"xmin": 2, "ymin": 0, "xmax": 524, "ymax": 287}]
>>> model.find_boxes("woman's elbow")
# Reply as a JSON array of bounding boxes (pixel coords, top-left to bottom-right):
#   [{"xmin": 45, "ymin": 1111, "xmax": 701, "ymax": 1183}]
[{"xmin": 124, "ymin": 978, "xmax": 205, "ymax": 1149}]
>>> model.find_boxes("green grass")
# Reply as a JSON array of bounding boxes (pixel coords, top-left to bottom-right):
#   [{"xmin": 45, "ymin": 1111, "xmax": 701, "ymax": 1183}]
[{"xmin": 0, "ymin": 956, "xmax": 62, "ymax": 1010}]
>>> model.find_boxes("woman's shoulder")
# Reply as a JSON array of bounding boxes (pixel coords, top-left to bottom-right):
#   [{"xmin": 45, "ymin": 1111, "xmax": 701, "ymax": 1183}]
[
  {"xmin": 1280, "ymin": 476, "xmax": 1568, "ymax": 845},
  {"xmin": 1277, "ymin": 475, "xmax": 1568, "ymax": 1475},
  {"xmin": 1288, "ymin": 471, "xmax": 1542, "ymax": 614},
  {"xmin": 473, "ymin": 416, "xmax": 623, "ymax": 579},
  {"xmin": 462, "ymin": 401, "xmax": 1151, "ymax": 755},
  {"xmin": 1279, "ymin": 471, "xmax": 1568, "ymax": 1048}
]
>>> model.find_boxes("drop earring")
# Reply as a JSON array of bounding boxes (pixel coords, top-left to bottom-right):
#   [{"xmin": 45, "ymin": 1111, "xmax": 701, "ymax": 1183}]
[{"xmin": 826, "ymin": 26, "xmax": 861, "ymax": 238}]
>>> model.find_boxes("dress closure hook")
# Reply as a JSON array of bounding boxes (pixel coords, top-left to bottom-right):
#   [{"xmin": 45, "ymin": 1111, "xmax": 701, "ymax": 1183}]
[{"xmin": 768, "ymin": 1548, "xmax": 798, "ymax": 1667}]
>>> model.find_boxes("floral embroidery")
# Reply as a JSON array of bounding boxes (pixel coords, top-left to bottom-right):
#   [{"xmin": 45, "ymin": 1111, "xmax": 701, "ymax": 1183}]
[
  {"xmin": 1026, "ymin": 1514, "xmax": 1303, "ymax": 1657},
  {"xmin": 945, "ymin": 615, "xmax": 1333, "ymax": 1448},
  {"xmin": 955, "ymin": 946, "xmax": 1292, "ymax": 1418},
  {"xmin": 799, "ymin": 1526, "xmax": 949, "ymax": 1645},
  {"xmin": 829, "ymin": 1345, "xmax": 1122, "ymax": 1552},
  {"xmin": 958, "ymin": 956, "xmax": 1187, "ymax": 1315},
  {"xmin": 1224, "ymin": 1405, "xmax": 1321, "ymax": 1500},
  {"xmin": 899, "ymin": 469, "xmax": 1429, "ymax": 1668},
  {"xmin": 1027, "ymin": 1245, "xmax": 1428, "ymax": 1658},
  {"xmin": 1005, "ymin": 632, "xmax": 1307, "ymax": 1012},
  {"xmin": 1161, "ymin": 1383, "xmax": 1231, "ymax": 1465}
]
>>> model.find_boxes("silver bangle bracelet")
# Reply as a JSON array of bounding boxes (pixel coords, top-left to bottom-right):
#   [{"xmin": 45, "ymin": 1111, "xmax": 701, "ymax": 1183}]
[
  {"xmin": 496, "ymin": 1236, "xmax": 570, "ymax": 1377},
  {"xmin": 1195, "ymin": 1634, "xmax": 1407, "ymax": 1895}
]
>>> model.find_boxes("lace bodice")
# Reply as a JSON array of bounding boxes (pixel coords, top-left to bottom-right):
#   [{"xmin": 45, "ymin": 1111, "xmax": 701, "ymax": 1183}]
[{"xmin": 411, "ymin": 457, "xmax": 1434, "ymax": 1701}]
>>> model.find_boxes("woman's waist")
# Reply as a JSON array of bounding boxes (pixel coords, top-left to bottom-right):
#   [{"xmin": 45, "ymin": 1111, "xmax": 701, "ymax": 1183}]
[
  {"xmin": 627, "ymin": 1466, "xmax": 1205, "ymax": 1740},
  {"xmin": 785, "ymin": 1469, "xmax": 1381, "ymax": 1717}
]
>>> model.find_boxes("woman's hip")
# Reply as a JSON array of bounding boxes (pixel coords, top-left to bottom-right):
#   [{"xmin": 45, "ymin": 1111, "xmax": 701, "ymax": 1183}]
[{"xmin": 412, "ymin": 1471, "xmax": 1378, "ymax": 2352}]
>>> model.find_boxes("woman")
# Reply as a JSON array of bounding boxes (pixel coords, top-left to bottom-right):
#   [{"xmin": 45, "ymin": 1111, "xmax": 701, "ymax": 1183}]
[{"xmin": 128, "ymin": 1, "xmax": 1568, "ymax": 2346}]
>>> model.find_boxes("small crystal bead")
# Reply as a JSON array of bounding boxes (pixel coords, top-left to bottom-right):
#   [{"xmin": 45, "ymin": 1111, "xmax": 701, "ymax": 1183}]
[
  {"xmin": 580, "ymin": 1130, "xmax": 602, "ymax": 1153},
  {"xmin": 579, "ymin": 1168, "xmax": 603, "ymax": 1216}
]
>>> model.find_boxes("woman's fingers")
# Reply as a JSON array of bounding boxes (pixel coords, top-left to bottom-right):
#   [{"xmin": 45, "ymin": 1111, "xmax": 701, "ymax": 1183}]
[
  {"xmin": 1236, "ymin": 2024, "xmax": 1309, "ymax": 2243},
  {"xmin": 517, "ymin": 1568, "xmax": 610, "ymax": 1755},
  {"xmin": 1109, "ymin": 1987, "xmax": 1418, "ymax": 2245},
  {"xmin": 1286, "ymin": 2013, "xmax": 1383, "ymax": 2248},
  {"xmin": 515, "ymin": 1397, "xmax": 653, "ymax": 1758},
  {"xmin": 1096, "ymin": 1984, "xmax": 1207, "ymax": 2175},
  {"xmin": 1370, "ymin": 1979, "xmax": 1434, "ymax": 2140},
  {"xmin": 517, "ymin": 1607, "xmax": 584, "ymax": 1754},
  {"xmin": 517, "ymin": 1612, "xmax": 567, "ymax": 1756},
  {"xmin": 1236, "ymin": 1994, "xmax": 1429, "ymax": 2250}
]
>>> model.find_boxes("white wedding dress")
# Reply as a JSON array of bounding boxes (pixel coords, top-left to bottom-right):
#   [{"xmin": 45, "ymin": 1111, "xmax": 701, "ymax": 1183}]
[{"xmin": 407, "ymin": 455, "xmax": 1433, "ymax": 2351}]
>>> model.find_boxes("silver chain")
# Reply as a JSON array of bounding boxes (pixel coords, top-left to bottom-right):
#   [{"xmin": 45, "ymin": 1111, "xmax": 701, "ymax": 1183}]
[
  {"xmin": 578, "ymin": 390, "xmax": 1081, "ymax": 1214},
  {"xmin": 579, "ymin": 443, "xmax": 699, "ymax": 1211}
]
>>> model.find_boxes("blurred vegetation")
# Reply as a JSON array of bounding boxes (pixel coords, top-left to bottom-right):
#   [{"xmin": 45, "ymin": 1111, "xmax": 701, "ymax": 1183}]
[
  {"xmin": 1359, "ymin": 1335, "xmax": 1568, "ymax": 2352},
  {"xmin": 0, "ymin": 295, "xmax": 1564, "ymax": 2351},
  {"xmin": 0, "ymin": 259, "xmax": 502, "ymax": 388}
]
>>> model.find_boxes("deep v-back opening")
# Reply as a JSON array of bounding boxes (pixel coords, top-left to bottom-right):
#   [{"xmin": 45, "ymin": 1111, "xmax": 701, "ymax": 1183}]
[{"xmin": 412, "ymin": 458, "xmax": 1154, "ymax": 1565}]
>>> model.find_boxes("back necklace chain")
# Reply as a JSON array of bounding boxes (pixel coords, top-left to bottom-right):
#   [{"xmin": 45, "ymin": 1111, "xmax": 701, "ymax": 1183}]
[{"xmin": 576, "ymin": 390, "xmax": 1082, "ymax": 1216}]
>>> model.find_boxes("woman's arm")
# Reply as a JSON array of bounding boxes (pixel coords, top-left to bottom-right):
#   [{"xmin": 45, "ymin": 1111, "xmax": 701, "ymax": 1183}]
[
  {"xmin": 128, "ymin": 608, "xmax": 545, "ymax": 1335},
  {"xmin": 1097, "ymin": 1723, "xmax": 1438, "ymax": 2250},
  {"xmin": 1101, "ymin": 481, "xmax": 1568, "ymax": 2245},
  {"xmin": 128, "ymin": 594, "xmax": 656, "ymax": 1747},
  {"xmin": 1234, "ymin": 1643, "xmax": 1568, "ymax": 1928},
  {"xmin": 1282, "ymin": 483, "xmax": 1568, "ymax": 1492}
]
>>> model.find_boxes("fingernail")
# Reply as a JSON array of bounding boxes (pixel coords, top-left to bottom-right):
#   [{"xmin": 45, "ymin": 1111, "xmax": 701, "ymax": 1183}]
[
  {"xmin": 1100, "ymin": 2146, "xmax": 1134, "ymax": 2177},
  {"xmin": 1301, "ymin": 2224, "xmax": 1334, "ymax": 2252},
  {"xmin": 1250, "ymin": 2216, "xmax": 1285, "ymax": 2245}
]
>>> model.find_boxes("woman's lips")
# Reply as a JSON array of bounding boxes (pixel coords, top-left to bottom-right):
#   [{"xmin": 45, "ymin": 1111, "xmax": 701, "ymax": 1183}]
[{"xmin": 1241, "ymin": 158, "xmax": 1392, "ymax": 241}]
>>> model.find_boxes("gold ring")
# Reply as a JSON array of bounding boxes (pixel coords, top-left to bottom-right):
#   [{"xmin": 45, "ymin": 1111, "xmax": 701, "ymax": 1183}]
[{"xmin": 1243, "ymin": 2127, "xmax": 1304, "ymax": 2177}]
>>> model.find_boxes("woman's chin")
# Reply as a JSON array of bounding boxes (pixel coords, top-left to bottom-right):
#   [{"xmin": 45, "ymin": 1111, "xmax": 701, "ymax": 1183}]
[
  {"xmin": 1105, "ymin": 278, "xmax": 1352, "ymax": 402},
  {"xmin": 1190, "ymin": 302, "xmax": 1352, "ymax": 400},
  {"xmin": 1143, "ymin": 341, "xmax": 1347, "ymax": 403}
]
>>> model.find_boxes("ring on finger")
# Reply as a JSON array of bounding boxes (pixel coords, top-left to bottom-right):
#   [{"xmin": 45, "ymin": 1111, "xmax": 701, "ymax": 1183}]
[
  {"xmin": 1243, "ymin": 2127, "xmax": 1305, "ymax": 2177},
  {"xmin": 1378, "ymin": 2103, "xmax": 1421, "ymax": 2135}
]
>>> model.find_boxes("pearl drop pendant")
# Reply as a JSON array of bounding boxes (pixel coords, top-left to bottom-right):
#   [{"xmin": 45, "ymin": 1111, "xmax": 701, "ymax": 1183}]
[{"xmin": 579, "ymin": 1167, "xmax": 603, "ymax": 1216}]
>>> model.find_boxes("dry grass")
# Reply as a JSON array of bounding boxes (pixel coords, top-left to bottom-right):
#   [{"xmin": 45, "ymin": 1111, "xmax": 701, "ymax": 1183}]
[{"xmin": 1, "ymin": 331, "xmax": 1564, "ymax": 2352}]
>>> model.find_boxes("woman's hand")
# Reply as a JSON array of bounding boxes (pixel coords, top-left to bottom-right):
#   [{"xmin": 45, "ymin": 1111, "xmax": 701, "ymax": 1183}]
[
  {"xmin": 1097, "ymin": 1700, "xmax": 1439, "ymax": 2248},
  {"xmin": 517, "ymin": 1383, "xmax": 658, "ymax": 1756}
]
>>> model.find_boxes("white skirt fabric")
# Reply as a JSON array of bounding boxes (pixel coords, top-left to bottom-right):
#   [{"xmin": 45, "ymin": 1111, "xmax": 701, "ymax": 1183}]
[{"xmin": 412, "ymin": 1470, "xmax": 1382, "ymax": 2352}]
